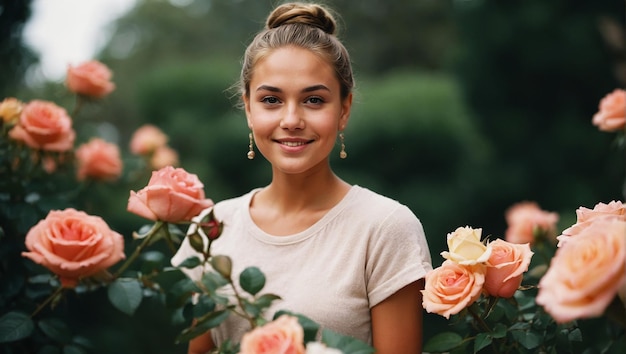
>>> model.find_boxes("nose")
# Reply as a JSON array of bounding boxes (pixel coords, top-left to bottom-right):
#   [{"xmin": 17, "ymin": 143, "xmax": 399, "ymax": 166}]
[{"xmin": 280, "ymin": 104, "xmax": 304, "ymax": 130}]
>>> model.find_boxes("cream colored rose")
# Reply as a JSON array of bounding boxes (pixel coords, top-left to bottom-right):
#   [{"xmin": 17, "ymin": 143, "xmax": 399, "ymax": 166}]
[
  {"xmin": 592, "ymin": 88, "xmax": 626, "ymax": 132},
  {"xmin": 558, "ymin": 200, "xmax": 625, "ymax": 247},
  {"xmin": 441, "ymin": 226, "xmax": 491, "ymax": 265},
  {"xmin": 22, "ymin": 208, "xmax": 125, "ymax": 288},
  {"xmin": 504, "ymin": 201, "xmax": 559, "ymax": 245},
  {"xmin": 421, "ymin": 260, "xmax": 486, "ymax": 319},
  {"xmin": 536, "ymin": 219, "xmax": 626, "ymax": 323},
  {"xmin": 0, "ymin": 97, "xmax": 23, "ymax": 123},
  {"xmin": 75, "ymin": 138, "xmax": 123, "ymax": 181},
  {"xmin": 240, "ymin": 315, "xmax": 305, "ymax": 354},
  {"xmin": 484, "ymin": 239, "xmax": 533, "ymax": 298}
]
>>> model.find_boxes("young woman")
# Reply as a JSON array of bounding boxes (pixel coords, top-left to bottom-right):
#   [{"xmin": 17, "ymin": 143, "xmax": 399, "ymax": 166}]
[{"xmin": 172, "ymin": 2, "xmax": 432, "ymax": 353}]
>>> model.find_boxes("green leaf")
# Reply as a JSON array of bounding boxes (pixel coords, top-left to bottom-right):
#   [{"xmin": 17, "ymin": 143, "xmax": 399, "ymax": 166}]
[
  {"xmin": 423, "ymin": 332, "xmax": 464, "ymax": 353},
  {"xmin": 321, "ymin": 328, "xmax": 375, "ymax": 354},
  {"xmin": 201, "ymin": 271, "xmax": 229, "ymax": 293},
  {"xmin": 239, "ymin": 267, "xmax": 265, "ymax": 295},
  {"xmin": 0, "ymin": 311, "xmax": 34, "ymax": 343},
  {"xmin": 176, "ymin": 310, "xmax": 230, "ymax": 343},
  {"xmin": 491, "ymin": 323, "xmax": 507, "ymax": 339},
  {"xmin": 193, "ymin": 295, "xmax": 216, "ymax": 318},
  {"xmin": 177, "ymin": 256, "xmax": 202, "ymax": 269},
  {"xmin": 511, "ymin": 330, "xmax": 542, "ymax": 349},
  {"xmin": 107, "ymin": 278, "xmax": 143, "ymax": 316},
  {"xmin": 254, "ymin": 293, "xmax": 281, "ymax": 309},
  {"xmin": 38, "ymin": 318, "xmax": 72, "ymax": 344},
  {"xmin": 474, "ymin": 332, "xmax": 492, "ymax": 353}
]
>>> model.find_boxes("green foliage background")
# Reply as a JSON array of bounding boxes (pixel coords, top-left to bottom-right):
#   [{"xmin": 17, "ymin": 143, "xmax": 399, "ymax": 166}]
[{"xmin": 1, "ymin": 0, "xmax": 624, "ymax": 352}]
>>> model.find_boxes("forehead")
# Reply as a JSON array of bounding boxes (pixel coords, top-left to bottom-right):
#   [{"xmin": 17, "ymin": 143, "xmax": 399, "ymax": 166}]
[{"xmin": 251, "ymin": 46, "xmax": 338, "ymax": 90}]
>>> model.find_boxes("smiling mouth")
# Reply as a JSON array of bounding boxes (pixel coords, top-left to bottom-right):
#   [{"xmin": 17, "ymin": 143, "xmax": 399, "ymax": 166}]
[{"xmin": 276, "ymin": 140, "xmax": 313, "ymax": 147}]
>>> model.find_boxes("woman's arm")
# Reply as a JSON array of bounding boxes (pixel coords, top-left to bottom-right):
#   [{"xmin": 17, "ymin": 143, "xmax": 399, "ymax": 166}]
[
  {"xmin": 370, "ymin": 279, "xmax": 425, "ymax": 354},
  {"xmin": 187, "ymin": 330, "xmax": 214, "ymax": 354}
]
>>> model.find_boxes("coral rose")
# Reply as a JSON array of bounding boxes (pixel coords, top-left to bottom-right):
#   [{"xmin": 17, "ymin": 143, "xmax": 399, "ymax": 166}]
[
  {"xmin": 0, "ymin": 97, "xmax": 23, "ymax": 123},
  {"xmin": 150, "ymin": 145, "xmax": 179, "ymax": 170},
  {"xmin": 483, "ymin": 239, "xmax": 533, "ymax": 298},
  {"xmin": 536, "ymin": 218, "xmax": 626, "ymax": 323},
  {"xmin": 421, "ymin": 260, "xmax": 486, "ymax": 319},
  {"xmin": 22, "ymin": 208, "xmax": 125, "ymax": 288},
  {"xmin": 504, "ymin": 201, "xmax": 559, "ymax": 245},
  {"xmin": 240, "ymin": 315, "xmax": 305, "ymax": 354},
  {"xmin": 66, "ymin": 60, "xmax": 115, "ymax": 98},
  {"xmin": 75, "ymin": 138, "xmax": 123, "ymax": 181},
  {"xmin": 592, "ymin": 88, "xmax": 626, "ymax": 132},
  {"xmin": 8, "ymin": 100, "xmax": 76, "ymax": 151},
  {"xmin": 441, "ymin": 226, "xmax": 491, "ymax": 265},
  {"xmin": 127, "ymin": 166, "xmax": 213, "ymax": 223},
  {"xmin": 129, "ymin": 124, "xmax": 168, "ymax": 155},
  {"xmin": 558, "ymin": 200, "xmax": 625, "ymax": 247}
]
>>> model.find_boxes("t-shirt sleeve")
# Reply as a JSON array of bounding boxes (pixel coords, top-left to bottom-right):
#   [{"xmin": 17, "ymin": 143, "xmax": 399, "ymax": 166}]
[{"xmin": 366, "ymin": 204, "xmax": 432, "ymax": 308}]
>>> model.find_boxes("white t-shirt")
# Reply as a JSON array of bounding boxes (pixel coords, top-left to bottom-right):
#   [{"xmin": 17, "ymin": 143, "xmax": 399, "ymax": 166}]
[{"xmin": 171, "ymin": 185, "xmax": 432, "ymax": 345}]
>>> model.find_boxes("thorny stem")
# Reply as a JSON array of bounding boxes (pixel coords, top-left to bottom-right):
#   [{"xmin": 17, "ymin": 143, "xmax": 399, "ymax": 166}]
[
  {"xmin": 31, "ymin": 286, "xmax": 64, "ymax": 318},
  {"xmin": 468, "ymin": 305, "xmax": 501, "ymax": 354},
  {"xmin": 112, "ymin": 221, "xmax": 164, "ymax": 279}
]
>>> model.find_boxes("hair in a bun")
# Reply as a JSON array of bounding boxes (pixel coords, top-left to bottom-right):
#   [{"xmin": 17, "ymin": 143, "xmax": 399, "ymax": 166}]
[
  {"xmin": 237, "ymin": 2, "xmax": 354, "ymax": 101},
  {"xmin": 266, "ymin": 2, "xmax": 336, "ymax": 35}
]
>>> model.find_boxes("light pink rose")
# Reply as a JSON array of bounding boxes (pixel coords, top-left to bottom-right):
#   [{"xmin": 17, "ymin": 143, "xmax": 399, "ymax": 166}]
[
  {"xmin": 0, "ymin": 97, "xmax": 23, "ymax": 123},
  {"xmin": 127, "ymin": 166, "xmax": 213, "ymax": 223},
  {"xmin": 150, "ymin": 145, "xmax": 179, "ymax": 170},
  {"xmin": 66, "ymin": 60, "xmax": 116, "ymax": 98},
  {"xmin": 22, "ymin": 208, "xmax": 125, "ymax": 288},
  {"xmin": 8, "ymin": 100, "xmax": 76, "ymax": 152},
  {"xmin": 592, "ymin": 88, "xmax": 626, "ymax": 132},
  {"xmin": 75, "ymin": 138, "xmax": 123, "ymax": 181},
  {"xmin": 421, "ymin": 260, "xmax": 486, "ymax": 319},
  {"xmin": 240, "ymin": 315, "xmax": 305, "ymax": 354},
  {"xmin": 129, "ymin": 124, "xmax": 168, "ymax": 155},
  {"xmin": 558, "ymin": 200, "xmax": 626, "ymax": 247},
  {"xmin": 504, "ymin": 201, "xmax": 559, "ymax": 245},
  {"xmin": 483, "ymin": 239, "xmax": 533, "ymax": 298},
  {"xmin": 536, "ymin": 218, "xmax": 626, "ymax": 323},
  {"xmin": 441, "ymin": 226, "xmax": 491, "ymax": 265}
]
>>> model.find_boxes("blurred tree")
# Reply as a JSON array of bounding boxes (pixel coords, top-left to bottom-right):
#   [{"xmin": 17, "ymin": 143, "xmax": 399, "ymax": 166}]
[{"xmin": 0, "ymin": 0, "xmax": 37, "ymax": 98}]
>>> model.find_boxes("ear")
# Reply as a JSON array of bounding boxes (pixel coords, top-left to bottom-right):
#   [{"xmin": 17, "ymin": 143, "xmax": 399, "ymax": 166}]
[
  {"xmin": 338, "ymin": 93, "xmax": 353, "ymax": 131},
  {"xmin": 243, "ymin": 94, "xmax": 253, "ymax": 129}
]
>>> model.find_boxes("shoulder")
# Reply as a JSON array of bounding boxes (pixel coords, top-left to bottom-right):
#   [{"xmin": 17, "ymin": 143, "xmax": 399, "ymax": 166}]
[
  {"xmin": 191, "ymin": 189, "xmax": 258, "ymax": 223},
  {"xmin": 348, "ymin": 185, "xmax": 422, "ymax": 228}
]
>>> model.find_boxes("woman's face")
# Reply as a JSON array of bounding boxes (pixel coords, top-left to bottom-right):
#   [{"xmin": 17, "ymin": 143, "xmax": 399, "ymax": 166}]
[{"xmin": 244, "ymin": 46, "xmax": 352, "ymax": 176}]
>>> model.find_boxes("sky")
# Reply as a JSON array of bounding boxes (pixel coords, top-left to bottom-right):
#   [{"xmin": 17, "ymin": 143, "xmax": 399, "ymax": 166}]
[{"xmin": 23, "ymin": 0, "xmax": 138, "ymax": 82}]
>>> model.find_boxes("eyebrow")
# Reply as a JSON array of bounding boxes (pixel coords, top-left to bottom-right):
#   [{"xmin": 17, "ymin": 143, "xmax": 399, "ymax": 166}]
[{"xmin": 255, "ymin": 84, "xmax": 331, "ymax": 93}]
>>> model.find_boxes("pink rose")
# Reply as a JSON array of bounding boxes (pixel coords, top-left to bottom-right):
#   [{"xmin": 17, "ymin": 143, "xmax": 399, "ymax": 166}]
[
  {"xmin": 127, "ymin": 166, "xmax": 213, "ymax": 223},
  {"xmin": 8, "ymin": 100, "xmax": 76, "ymax": 152},
  {"xmin": 483, "ymin": 239, "xmax": 533, "ymax": 298},
  {"xmin": 592, "ymin": 88, "xmax": 626, "ymax": 132},
  {"xmin": 66, "ymin": 60, "xmax": 115, "ymax": 98},
  {"xmin": 421, "ymin": 260, "xmax": 486, "ymax": 319},
  {"xmin": 240, "ymin": 315, "xmax": 305, "ymax": 354},
  {"xmin": 129, "ymin": 124, "xmax": 168, "ymax": 155},
  {"xmin": 75, "ymin": 138, "xmax": 123, "ymax": 181},
  {"xmin": 504, "ymin": 201, "xmax": 559, "ymax": 245},
  {"xmin": 150, "ymin": 145, "xmax": 179, "ymax": 170},
  {"xmin": 536, "ymin": 218, "xmax": 626, "ymax": 323},
  {"xmin": 558, "ymin": 200, "xmax": 625, "ymax": 246},
  {"xmin": 0, "ymin": 97, "xmax": 23, "ymax": 124},
  {"xmin": 22, "ymin": 208, "xmax": 125, "ymax": 288}
]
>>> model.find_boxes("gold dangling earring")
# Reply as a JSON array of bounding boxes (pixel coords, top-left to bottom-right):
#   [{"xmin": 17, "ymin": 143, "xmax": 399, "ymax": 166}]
[
  {"xmin": 339, "ymin": 132, "xmax": 347, "ymax": 159},
  {"xmin": 247, "ymin": 132, "xmax": 255, "ymax": 160}
]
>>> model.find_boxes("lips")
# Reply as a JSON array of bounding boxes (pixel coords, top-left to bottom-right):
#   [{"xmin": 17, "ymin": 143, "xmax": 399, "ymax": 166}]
[{"xmin": 274, "ymin": 139, "xmax": 313, "ymax": 146}]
